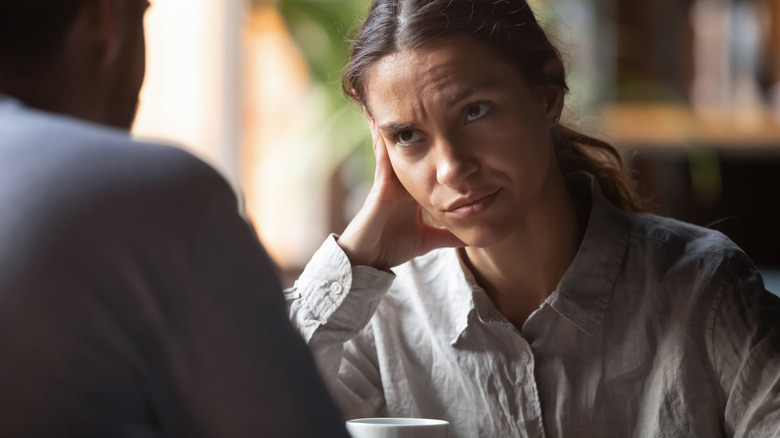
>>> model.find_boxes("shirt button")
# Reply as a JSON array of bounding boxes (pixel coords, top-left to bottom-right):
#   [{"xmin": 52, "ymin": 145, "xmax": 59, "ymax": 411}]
[
  {"xmin": 520, "ymin": 351, "xmax": 532, "ymax": 364},
  {"xmin": 330, "ymin": 281, "xmax": 344, "ymax": 295}
]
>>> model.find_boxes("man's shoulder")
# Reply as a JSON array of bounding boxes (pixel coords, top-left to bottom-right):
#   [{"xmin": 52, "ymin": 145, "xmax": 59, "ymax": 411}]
[
  {"xmin": 0, "ymin": 101, "xmax": 128, "ymax": 149},
  {"xmin": 3, "ymin": 105, "xmax": 205, "ymax": 172},
  {"xmin": 0, "ymin": 105, "xmax": 230, "ymax": 200},
  {"xmin": 0, "ymin": 106, "xmax": 238, "ymax": 245}
]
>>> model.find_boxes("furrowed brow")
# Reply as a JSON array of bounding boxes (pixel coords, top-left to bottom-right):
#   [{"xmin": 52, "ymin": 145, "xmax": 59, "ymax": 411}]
[
  {"xmin": 378, "ymin": 122, "xmax": 415, "ymax": 133},
  {"xmin": 447, "ymin": 81, "xmax": 500, "ymax": 107}
]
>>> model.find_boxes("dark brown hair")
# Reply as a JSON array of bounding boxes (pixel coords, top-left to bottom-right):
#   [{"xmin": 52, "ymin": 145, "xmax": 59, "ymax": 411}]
[
  {"xmin": 343, "ymin": 0, "xmax": 644, "ymax": 212},
  {"xmin": 0, "ymin": 0, "xmax": 85, "ymax": 73}
]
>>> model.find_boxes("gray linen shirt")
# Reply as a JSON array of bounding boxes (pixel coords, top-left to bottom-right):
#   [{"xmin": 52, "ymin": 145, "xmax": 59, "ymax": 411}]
[{"xmin": 287, "ymin": 172, "xmax": 780, "ymax": 438}]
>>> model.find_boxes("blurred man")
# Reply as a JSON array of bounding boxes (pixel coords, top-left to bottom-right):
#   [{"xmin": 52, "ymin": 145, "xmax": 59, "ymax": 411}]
[{"xmin": 0, "ymin": 0, "xmax": 348, "ymax": 436}]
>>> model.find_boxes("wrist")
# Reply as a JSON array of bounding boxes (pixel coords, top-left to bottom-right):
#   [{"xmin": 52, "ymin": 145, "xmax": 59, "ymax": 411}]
[{"xmin": 336, "ymin": 234, "xmax": 379, "ymax": 269}]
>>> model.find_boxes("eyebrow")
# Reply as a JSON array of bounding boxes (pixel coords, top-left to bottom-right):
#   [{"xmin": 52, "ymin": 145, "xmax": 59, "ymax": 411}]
[
  {"xmin": 378, "ymin": 122, "xmax": 415, "ymax": 133},
  {"xmin": 374, "ymin": 80, "xmax": 502, "ymax": 133},
  {"xmin": 446, "ymin": 81, "xmax": 501, "ymax": 107}
]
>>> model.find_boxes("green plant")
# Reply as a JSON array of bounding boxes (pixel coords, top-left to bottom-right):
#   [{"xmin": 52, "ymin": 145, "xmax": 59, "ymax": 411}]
[{"xmin": 271, "ymin": 0, "xmax": 375, "ymax": 182}]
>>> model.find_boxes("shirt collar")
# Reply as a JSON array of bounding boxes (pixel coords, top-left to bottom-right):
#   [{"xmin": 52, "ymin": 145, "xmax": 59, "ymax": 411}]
[
  {"xmin": 444, "ymin": 245, "xmax": 516, "ymax": 347},
  {"xmin": 546, "ymin": 171, "xmax": 631, "ymax": 335},
  {"xmin": 447, "ymin": 249, "xmax": 480, "ymax": 346},
  {"xmin": 448, "ymin": 171, "xmax": 631, "ymax": 343}
]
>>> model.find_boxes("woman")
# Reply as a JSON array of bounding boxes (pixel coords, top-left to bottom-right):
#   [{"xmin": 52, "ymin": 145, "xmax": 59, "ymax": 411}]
[{"xmin": 285, "ymin": 0, "xmax": 780, "ymax": 436}]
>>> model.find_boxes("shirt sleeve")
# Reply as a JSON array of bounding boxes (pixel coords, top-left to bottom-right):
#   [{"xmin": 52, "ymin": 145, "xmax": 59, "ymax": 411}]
[
  {"xmin": 709, "ymin": 255, "xmax": 780, "ymax": 437},
  {"xmin": 285, "ymin": 234, "xmax": 396, "ymax": 419}
]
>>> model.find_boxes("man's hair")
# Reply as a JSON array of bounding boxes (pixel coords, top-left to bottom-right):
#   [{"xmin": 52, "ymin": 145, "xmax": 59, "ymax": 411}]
[{"xmin": 0, "ymin": 0, "xmax": 85, "ymax": 72}]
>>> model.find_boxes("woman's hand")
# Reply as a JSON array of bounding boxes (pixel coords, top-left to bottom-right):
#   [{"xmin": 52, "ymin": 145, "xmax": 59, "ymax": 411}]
[{"xmin": 337, "ymin": 122, "xmax": 465, "ymax": 271}]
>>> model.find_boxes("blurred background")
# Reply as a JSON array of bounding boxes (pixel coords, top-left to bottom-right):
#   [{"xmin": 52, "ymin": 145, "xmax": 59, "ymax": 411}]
[{"xmin": 132, "ymin": 0, "xmax": 780, "ymax": 292}]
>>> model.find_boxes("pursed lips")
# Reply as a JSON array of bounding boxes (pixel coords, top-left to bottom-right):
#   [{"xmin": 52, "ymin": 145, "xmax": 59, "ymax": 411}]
[{"xmin": 443, "ymin": 188, "xmax": 501, "ymax": 213}]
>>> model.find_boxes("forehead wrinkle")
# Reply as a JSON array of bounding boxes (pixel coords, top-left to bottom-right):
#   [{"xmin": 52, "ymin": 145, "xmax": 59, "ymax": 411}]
[
  {"xmin": 365, "ymin": 40, "xmax": 505, "ymax": 129},
  {"xmin": 365, "ymin": 50, "xmax": 449, "ymax": 128}
]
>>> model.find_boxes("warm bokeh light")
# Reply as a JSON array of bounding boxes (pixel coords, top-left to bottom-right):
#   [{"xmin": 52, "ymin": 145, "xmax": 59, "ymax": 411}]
[
  {"xmin": 241, "ymin": 6, "xmax": 327, "ymax": 267},
  {"xmin": 133, "ymin": 0, "xmax": 243, "ymax": 188}
]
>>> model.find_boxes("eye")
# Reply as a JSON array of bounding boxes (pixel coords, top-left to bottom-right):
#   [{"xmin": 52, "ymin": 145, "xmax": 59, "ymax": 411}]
[
  {"xmin": 396, "ymin": 129, "xmax": 422, "ymax": 145},
  {"xmin": 464, "ymin": 102, "xmax": 491, "ymax": 122}
]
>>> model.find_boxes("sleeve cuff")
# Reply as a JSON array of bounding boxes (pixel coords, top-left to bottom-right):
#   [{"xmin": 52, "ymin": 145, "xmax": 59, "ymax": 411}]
[{"xmin": 295, "ymin": 234, "xmax": 395, "ymax": 330}]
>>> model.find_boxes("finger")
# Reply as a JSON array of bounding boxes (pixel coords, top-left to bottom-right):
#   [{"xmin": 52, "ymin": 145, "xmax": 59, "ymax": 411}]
[
  {"xmin": 369, "ymin": 135, "xmax": 408, "ymax": 203},
  {"xmin": 417, "ymin": 208, "xmax": 466, "ymax": 250},
  {"xmin": 373, "ymin": 135, "xmax": 392, "ymax": 181},
  {"xmin": 367, "ymin": 117, "xmax": 378, "ymax": 143}
]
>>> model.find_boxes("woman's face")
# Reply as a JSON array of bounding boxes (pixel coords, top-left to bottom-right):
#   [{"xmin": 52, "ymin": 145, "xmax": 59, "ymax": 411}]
[{"xmin": 363, "ymin": 36, "xmax": 564, "ymax": 248}]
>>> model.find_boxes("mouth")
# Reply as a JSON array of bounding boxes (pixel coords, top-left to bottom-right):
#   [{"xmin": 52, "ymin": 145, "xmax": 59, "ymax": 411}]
[{"xmin": 444, "ymin": 189, "xmax": 501, "ymax": 218}]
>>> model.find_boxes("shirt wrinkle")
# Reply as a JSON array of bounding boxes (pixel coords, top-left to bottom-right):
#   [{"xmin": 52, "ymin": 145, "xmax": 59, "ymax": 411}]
[{"xmin": 447, "ymin": 249, "xmax": 481, "ymax": 344}]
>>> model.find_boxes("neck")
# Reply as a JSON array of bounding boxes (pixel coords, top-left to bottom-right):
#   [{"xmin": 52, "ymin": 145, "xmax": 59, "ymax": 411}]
[
  {"xmin": 0, "ymin": 58, "xmax": 106, "ymax": 126},
  {"xmin": 462, "ymin": 172, "xmax": 584, "ymax": 329}
]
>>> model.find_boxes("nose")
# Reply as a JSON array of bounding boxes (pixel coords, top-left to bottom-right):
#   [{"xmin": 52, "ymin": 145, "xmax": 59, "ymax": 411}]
[{"xmin": 434, "ymin": 136, "xmax": 479, "ymax": 186}]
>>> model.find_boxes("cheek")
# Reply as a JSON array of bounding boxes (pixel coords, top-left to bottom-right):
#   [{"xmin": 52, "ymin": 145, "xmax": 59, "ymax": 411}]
[{"xmin": 487, "ymin": 126, "xmax": 550, "ymax": 166}]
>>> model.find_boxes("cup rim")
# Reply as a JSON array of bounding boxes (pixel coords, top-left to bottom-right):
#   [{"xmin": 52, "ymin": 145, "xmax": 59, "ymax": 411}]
[{"xmin": 346, "ymin": 417, "xmax": 449, "ymax": 427}]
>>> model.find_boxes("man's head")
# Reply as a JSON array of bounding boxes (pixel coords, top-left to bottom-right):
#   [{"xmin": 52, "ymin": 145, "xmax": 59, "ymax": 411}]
[{"xmin": 0, "ymin": 0, "xmax": 150, "ymax": 129}]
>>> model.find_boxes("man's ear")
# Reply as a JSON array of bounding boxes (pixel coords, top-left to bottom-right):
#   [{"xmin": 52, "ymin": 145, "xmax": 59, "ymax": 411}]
[
  {"xmin": 67, "ymin": 0, "xmax": 121, "ymax": 66},
  {"xmin": 539, "ymin": 58, "xmax": 566, "ymax": 124}
]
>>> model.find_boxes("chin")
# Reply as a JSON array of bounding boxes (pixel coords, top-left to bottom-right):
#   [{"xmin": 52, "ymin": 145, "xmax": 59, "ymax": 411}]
[{"xmin": 452, "ymin": 226, "xmax": 509, "ymax": 249}]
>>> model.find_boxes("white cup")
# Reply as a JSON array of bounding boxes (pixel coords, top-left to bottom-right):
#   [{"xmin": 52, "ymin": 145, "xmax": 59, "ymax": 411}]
[{"xmin": 346, "ymin": 417, "xmax": 449, "ymax": 438}]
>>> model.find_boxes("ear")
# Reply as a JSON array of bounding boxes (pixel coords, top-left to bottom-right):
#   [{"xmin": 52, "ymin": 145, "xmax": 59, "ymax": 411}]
[
  {"xmin": 68, "ymin": 0, "xmax": 122, "ymax": 67},
  {"xmin": 96, "ymin": 0, "xmax": 124, "ymax": 65},
  {"xmin": 539, "ymin": 58, "xmax": 566, "ymax": 125}
]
